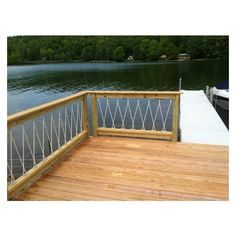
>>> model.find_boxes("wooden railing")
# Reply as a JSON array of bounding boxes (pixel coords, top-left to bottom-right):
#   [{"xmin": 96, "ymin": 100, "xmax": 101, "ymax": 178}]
[
  {"xmin": 7, "ymin": 90, "xmax": 180, "ymax": 199},
  {"xmin": 7, "ymin": 91, "xmax": 89, "ymax": 199},
  {"xmin": 90, "ymin": 91, "xmax": 180, "ymax": 141}
]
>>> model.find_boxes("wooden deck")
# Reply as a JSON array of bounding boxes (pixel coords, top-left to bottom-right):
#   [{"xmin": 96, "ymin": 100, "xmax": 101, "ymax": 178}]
[{"xmin": 16, "ymin": 137, "xmax": 228, "ymax": 201}]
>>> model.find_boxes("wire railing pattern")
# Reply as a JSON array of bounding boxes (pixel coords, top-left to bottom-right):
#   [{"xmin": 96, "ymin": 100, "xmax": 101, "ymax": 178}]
[
  {"xmin": 97, "ymin": 98, "xmax": 173, "ymax": 131},
  {"xmin": 8, "ymin": 100, "xmax": 83, "ymax": 183},
  {"xmin": 7, "ymin": 91, "xmax": 180, "ymax": 199}
]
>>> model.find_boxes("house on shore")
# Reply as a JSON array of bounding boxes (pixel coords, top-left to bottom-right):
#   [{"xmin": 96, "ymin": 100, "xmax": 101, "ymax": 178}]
[
  {"xmin": 127, "ymin": 55, "xmax": 134, "ymax": 61},
  {"xmin": 160, "ymin": 54, "xmax": 167, "ymax": 60},
  {"xmin": 178, "ymin": 53, "xmax": 190, "ymax": 61}
]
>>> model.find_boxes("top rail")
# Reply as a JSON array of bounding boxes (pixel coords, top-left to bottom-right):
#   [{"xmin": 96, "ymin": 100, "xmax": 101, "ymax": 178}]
[
  {"xmin": 88, "ymin": 91, "xmax": 181, "ymax": 99},
  {"xmin": 8, "ymin": 91, "xmax": 88, "ymax": 128},
  {"xmin": 8, "ymin": 91, "xmax": 181, "ymax": 128},
  {"xmin": 8, "ymin": 90, "xmax": 181, "ymax": 130}
]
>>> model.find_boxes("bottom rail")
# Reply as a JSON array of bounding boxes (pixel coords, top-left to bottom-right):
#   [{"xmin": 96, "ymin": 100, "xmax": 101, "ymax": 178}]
[
  {"xmin": 96, "ymin": 128, "xmax": 172, "ymax": 140},
  {"xmin": 8, "ymin": 130, "xmax": 88, "ymax": 200}
]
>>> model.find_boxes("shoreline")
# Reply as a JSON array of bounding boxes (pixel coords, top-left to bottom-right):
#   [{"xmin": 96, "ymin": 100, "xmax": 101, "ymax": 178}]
[{"xmin": 7, "ymin": 58, "xmax": 224, "ymax": 66}]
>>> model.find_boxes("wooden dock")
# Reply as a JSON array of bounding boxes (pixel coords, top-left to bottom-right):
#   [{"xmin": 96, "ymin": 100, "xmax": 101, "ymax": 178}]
[
  {"xmin": 8, "ymin": 91, "xmax": 228, "ymax": 201},
  {"xmin": 16, "ymin": 136, "xmax": 228, "ymax": 201}
]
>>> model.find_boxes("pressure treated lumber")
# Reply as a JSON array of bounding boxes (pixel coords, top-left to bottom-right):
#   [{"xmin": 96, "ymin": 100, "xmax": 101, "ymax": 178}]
[
  {"xmin": 16, "ymin": 136, "xmax": 228, "ymax": 201},
  {"xmin": 8, "ymin": 91, "xmax": 87, "ymax": 128},
  {"xmin": 8, "ymin": 130, "xmax": 88, "ymax": 199}
]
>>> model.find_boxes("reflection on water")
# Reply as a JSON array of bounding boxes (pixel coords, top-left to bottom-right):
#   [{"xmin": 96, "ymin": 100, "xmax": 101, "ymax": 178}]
[{"xmin": 8, "ymin": 60, "xmax": 228, "ymax": 114}]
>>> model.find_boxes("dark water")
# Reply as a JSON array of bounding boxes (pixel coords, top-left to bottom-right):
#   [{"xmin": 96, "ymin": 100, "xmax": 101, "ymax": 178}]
[{"xmin": 8, "ymin": 60, "xmax": 228, "ymax": 115}]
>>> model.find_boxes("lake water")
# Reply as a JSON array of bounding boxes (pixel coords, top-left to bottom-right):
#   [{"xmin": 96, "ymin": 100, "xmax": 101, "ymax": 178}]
[{"xmin": 8, "ymin": 60, "xmax": 228, "ymax": 115}]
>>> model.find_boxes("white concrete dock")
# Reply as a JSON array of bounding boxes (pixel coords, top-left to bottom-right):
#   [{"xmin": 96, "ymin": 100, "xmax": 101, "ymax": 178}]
[{"xmin": 180, "ymin": 90, "xmax": 229, "ymax": 145}]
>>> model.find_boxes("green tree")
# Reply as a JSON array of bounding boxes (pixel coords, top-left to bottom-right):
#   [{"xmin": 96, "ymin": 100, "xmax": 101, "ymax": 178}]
[
  {"xmin": 40, "ymin": 47, "xmax": 54, "ymax": 60},
  {"xmin": 166, "ymin": 43, "xmax": 178, "ymax": 59},
  {"xmin": 81, "ymin": 46, "xmax": 94, "ymax": 61},
  {"xmin": 7, "ymin": 35, "xmax": 229, "ymax": 65},
  {"xmin": 113, "ymin": 46, "xmax": 125, "ymax": 62},
  {"xmin": 159, "ymin": 37, "xmax": 171, "ymax": 54},
  {"xmin": 147, "ymin": 40, "xmax": 160, "ymax": 60},
  {"xmin": 95, "ymin": 38, "xmax": 107, "ymax": 60},
  {"xmin": 139, "ymin": 39, "xmax": 151, "ymax": 59},
  {"xmin": 8, "ymin": 51, "xmax": 22, "ymax": 64},
  {"xmin": 186, "ymin": 36, "xmax": 204, "ymax": 58}
]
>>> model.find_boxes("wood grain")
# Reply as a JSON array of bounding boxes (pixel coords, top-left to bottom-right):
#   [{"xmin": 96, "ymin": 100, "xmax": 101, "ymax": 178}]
[
  {"xmin": 89, "ymin": 91, "xmax": 181, "ymax": 99},
  {"xmin": 15, "ymin": 136, "xmax": 228, "ymax": 201},
  {"xmin": 172, "ymin": 94, "xmax": 180, "ymax": 141},
  {"xmin": 96, "ymin": 128, "xmax": 172, "ymax": 140},
  {"xmin": 8, "ymin": 130, "xmax": 88, "ymax": 199}
]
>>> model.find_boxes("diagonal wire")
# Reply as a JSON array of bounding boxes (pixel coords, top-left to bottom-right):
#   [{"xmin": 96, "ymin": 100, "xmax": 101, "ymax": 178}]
[
  {"xmin": 116, "ymin": 99, "xmax": 125, "ymax": 129},
  {"xmin": 34, "ymin": 120, "xmax": 45, "ymax": 159},
  {"xmin": 43, "ymin": 116, "xmax": 53, "ymax": 155},
  {"xmin": 151, "ymin": 99, "xmax": 162, "ymax": 130},
  {"xmin": 98, "ymin": 98, "xmax": 106, "ymax": 128},
  {"xmin": 136, "ymin": 100, "xmax": 145, "ymax": 130},
  {"xmin": 106, "ymin": 99, "xmax": 114, "ymax": 128},
  {"xmin": 51, "ymin": 112, "xmax": 60, "ymax": 149},
  {"xmin": 71, "ymin": 103, "xmax": 78, "ymax": 135},
  {"xmin": 122, "ymin": 99, "xmax": 130, "ymax": 129},
  {"xmin": 142, "ymin": 99, "xmax": 152, "ymax": 130},
  {"xmin": 7, "ymin": 163, "xmax": 15, "ymax": 183},
  {"xmin": 70, "ymin": 104, "xmax": 73, "ymax": 139},
  {"xmin": 23, "ymin": 125, "xmax": 36, "ymax": 166},
  {"xmin": 10, "ymin": 130, "xmax": 26, "ymax": 174},
  {"xmin": 79, "ymin": 101, "xmax": 83, "ymax": 132},
  {"xmin": 112, "ymin": 99, "xmax": 119, "ymax": 128},
  {"xmin": 159, "ymin": 100, "xmax": 166, "ymax": 131},
  {"xmin": 162, "ymin": 99, "xmax": 172, "ymax": 131}
]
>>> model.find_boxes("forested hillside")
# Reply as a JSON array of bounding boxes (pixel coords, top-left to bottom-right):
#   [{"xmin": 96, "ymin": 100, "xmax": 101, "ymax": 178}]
[{"xmin": 7, "ymin": 36, "xmax": 228, "ymax": 65}]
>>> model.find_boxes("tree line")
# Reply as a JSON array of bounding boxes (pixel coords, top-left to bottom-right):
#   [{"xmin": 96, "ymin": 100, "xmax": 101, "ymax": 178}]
[{"xmin": 7, "ymin": 36, "xmax": 228, "ymax": 65}]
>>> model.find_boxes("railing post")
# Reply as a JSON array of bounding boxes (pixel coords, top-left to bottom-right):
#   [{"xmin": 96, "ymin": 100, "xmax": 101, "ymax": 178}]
[
  {"xmin": 91, "ymin": 94, "xmax": 98, "ymax": 136},
  {"xmin": 172, "ymin": 94, "xmax": 180, "ymax": 142},
  {"xmin": 179, "ymin": 78, "xmax": 182, "ymax": 91},
  {"xmin": 82, "ymin": 94, "xmax": 89, "ymax": 134}
]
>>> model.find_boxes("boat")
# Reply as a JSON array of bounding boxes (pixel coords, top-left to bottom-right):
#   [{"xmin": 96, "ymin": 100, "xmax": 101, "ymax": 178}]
[
  {"xmin": 206, "ymin": 81, "xmax": 229, "ymax": 129},
  {"xmin": 209, "ymin": 81, "xmax": 229, "ymax": 111},
  {"xmin": 210, "ymin": 87, "xmax": 229, "ymax": 110}
]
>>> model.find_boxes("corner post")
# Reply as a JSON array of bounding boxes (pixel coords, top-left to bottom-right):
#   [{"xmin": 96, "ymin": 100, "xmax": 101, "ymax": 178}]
[
  {"xmin": 91, "ymin": 94, "xmax": 98, "ymax": 136},
  {"xmin": 82, "ymin": 94, "xmax": 89, "ymax": 135},
  {"xmin": 172, "ymin": 94, "xmax": 180, "ymax": 142}
]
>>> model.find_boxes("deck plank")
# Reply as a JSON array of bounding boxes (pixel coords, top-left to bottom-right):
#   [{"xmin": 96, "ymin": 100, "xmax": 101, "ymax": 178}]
[{"xmin": 16, "ymin": 137, "xmax": 228, "ymax": 200}]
